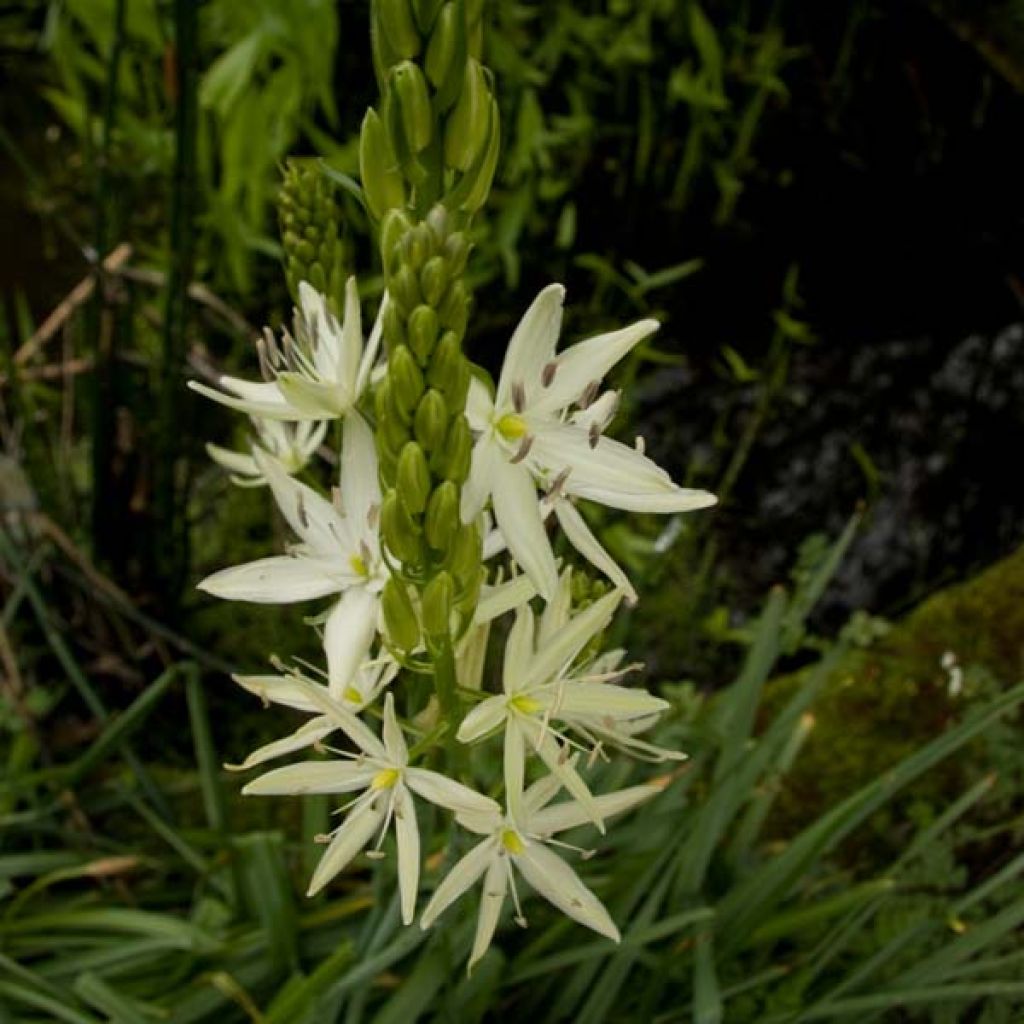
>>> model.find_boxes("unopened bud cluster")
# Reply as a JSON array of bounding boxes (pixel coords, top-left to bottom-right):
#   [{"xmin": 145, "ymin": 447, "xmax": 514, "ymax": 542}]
[
  {"xmin": 376, "ymin": 205, "xmax": 481, "ymax": 658},
  {"xmin": 277, "ymin": 160, "xmax": 347, "ymax": 314}
]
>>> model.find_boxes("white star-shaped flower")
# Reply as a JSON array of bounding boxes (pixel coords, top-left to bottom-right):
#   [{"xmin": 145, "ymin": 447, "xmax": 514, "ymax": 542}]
[
  {"xmin": 244, "ymin": 690, "xmax": 499, "ymax": 924},
  {"xmin": 198, "ymin": 412, "xmax": 385, "ymax": 694},
  {"xmin": 456, "ymin": 583, "xmax": 671, "ymax": 830},
  {"xmin": 461, "ymin": 284, "xmax": 716, "ymax": 600},
  {"xmin": 420, "ymin": 772, "xmax": 658, "ymax": 972},
  {"xmin": 189, "ymin": 279, "xmax": 383, "ymax": 422}
]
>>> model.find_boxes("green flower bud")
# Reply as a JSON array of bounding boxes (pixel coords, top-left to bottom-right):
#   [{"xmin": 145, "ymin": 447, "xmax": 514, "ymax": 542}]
[
  {"xmin": 444, "ymin": 59, "xmax": 488, "ymax": 172},
  {"xmin": 425, "ymin": 479, "xmax": 459, "ymax": 552},
  {"xmin": 381, "ymin": 208, "xmax": 413, "ymax": 273},
  {"xmin": 377, "ymin": 387, "xmax": 411, "ymax": 459},
  {"xmin": 420, "ymin": 255, "xmax": 450, "ymax": 307},
  {"xmin": 437, "ymin": 278, "xmax": 470, "ymax": 336},
  {"xmin": 392, "ymin": 61, "xmax": 433, "ymax": 154},
  {"xmin": 426, "ymin": 203, "xmax": 450, "ymax": 245},
  {"xmin": 404, "ymin": 222, "xmax": 434, "ymax": 270},
  {"xmin": 421, "ymin": 570, "xmax": 454, "ymax": 640},
  {"xmin": 407, "ymin": 304, "xmax": 439, "ymax": 363},
  {"xmin": 413, "ymin": 388, "xmax": 448, "ymax": 451},
  {"xmin": 425, "ymin": 2, "xmax": 459, "ymax": 88},
  {"xmin": 390, "ymin": 264, "xmax": 421, "ymax": 312},
  {"xmin": 377, "ymin": 0, "xmax": 421, "ymax": 60},
  {"xmin": 397, "ymin": 441, "xmax": 431, "ymax": 515},
  {"xmin": 455, "ymin": 564, "xmax": 483, "ymax": 617},
  {"xmin": 441, "ymin": 414, "xmax": 472, "ymax": 483},
  {"xmin": 381, "ymin": 577, "xmax": 421, "ymax": 652},
  {"xmin": 443, "ymin": 231, "xmax": 471, "ymax": 278},
  {"xmin": 446, "ymin": 521, "xmax": 481, "ymax": 584},
  {"xmin": 359, "ymin": 108, "xmax": 405, "ymax": 220},
  {"xmin": 459, "ymin": 96, "xmax": 501, "ymax": 213},
  {"xmin": 427, "ymin": 330, "xmax": 461, "ymax": 391},
  {"xmin": 382, "ymin": 300, "xmax": 407, "ymax": 353},
  {"xmin": 389, "ymin": 345, "xmax": 425, "ymax": 417},
  {"xmin": 381, "ymin": 489, "xmax": 422, "ymax": 563},
  {"xmin": 308, "ymin": 261, "xmax": 327, "ymax": 294}
]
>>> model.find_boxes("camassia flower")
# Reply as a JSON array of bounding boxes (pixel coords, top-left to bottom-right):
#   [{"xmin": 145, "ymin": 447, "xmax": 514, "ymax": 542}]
[
  {"xmin": 457, "ymin": 584, "xmax": 670, "ymax": 830},
  {"xmin": 206, "ymin": 417, "xmax": 327, "ymax": 486},
  {"xmin": 461, "ymin": 283, "xmax": 716, "ymax": 599},
  {"xmin": 420, "ymin": 772, "xmax": 658, "ymax": 972},
  {"xmin": 189, "ymin": 279, "xmax": 384, "ymax": 421},
  {"xmin": 198, "ymin": 413, "xmax": 386, "ymax": 693},
  {"xmin": 243, "ymin": 691, "xmax": 499, "ymax": 923}
]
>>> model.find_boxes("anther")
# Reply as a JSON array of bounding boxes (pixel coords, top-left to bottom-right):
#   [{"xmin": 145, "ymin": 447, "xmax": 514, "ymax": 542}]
[
  {"xmin": 546, "ymin": 467, "xmax": 571, "ymax": 499},
  {"xmin": 296, "ymin": 493, "xmax": 309, "ymax": 530},
  {"xmin": 588, "ymin": 422, "xmax": 601, "ymax": 449},
  {"xmin": 541, "ymin": 361, "xmax": 558, "ymax": 387},
  {"xmin": 512, "ymin": 381, "xmax": 526, "ymax": 413},
  {"xmin": 510, "ymin": 435, "xmax": 534, "ymax": 464},
  {"xmin": 580, "ymin": 380, "xmax": 600, "ymax": 408}
]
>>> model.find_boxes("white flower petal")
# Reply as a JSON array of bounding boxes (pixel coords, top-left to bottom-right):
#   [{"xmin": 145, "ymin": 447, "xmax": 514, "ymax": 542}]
[
  {"xmin": 198, "ymin": 555, "xmax": 349, "ymax": 603},
  {"xmin": 528, "ymin": 589, "xmax": 621, "ymax": 688},
  {"xmin": 521, "ymin": 718, "xmax": 604, "ymax": 833},
  {"xmin": 206, "ymin": 443, "xmax": 259, "ymax": 478},
  {"xmin": 461, "ymin": 437, "xmax": 501, "ymax": 524},
  {"xmin": 324, "ymin": 589, "xmax": 380, "ymax": 698},
  {"xmin": 338, "ymin": 277, "xmax": 363, "ymax": 392},
  {"xmin": 242, "ymin": 761, "xmax": 377, "ymax": 796},
  {"xmin": 395, "ymin": 784, "xmax": 420, "ymax": 926},
  {"xmin": 553, "ymin": 500, "xmax": 637, "ymax": 605},
  {"xmin": 546, "ymin": 682, "xmax": 668, "ymax": 721},
  {"xmin": 456, "ymin": 695, "xmax": 508, "ymax": 743},
  {"xmin": 476, "ymin": 574, "xmax": 538, "ymax": 624},
  {"xmin": 515, "ymin": 842, "xmax": 619, "ymax": 941},
  {"xmin": 496, "ymin": 283, "xmax": 565, "ymax": 409},
  {"xmin": 522, "ymin": 770, "xmax": 565, "ymax": 818},
  {"xmin": 229, "ymin": 716, "xmax": 335, "ymax": 770},
  {"xmin": 232, "ymin": 673, "xmax": 324, "ymax": 712},
  {"xmin": 491, "ymin": 460, "xmax": 558, "ymax": 602},
  {"xmin": 307, "ymin": 800, "xmax": 386, "ymax": 897},
  {"xmin": 339, "ymin": 412, "xmax": 381, "ymax": 533},
  {"xmin": 292, "ymin": 678, "xmax": 389, "ymax": 761},
  {"xmin": 465, "ymin": 375, "xmax": 494, "ymax": 432},
  {"xmin": 298, "ymin": 281, "xmax": 341, "ymax": 382},
  {"xmin": 537, "ymin": 567, "xmax": 573, "ymax": 649},
  {"xmin": 381, "ymin": 692, "xmax": 408, "ymax": 766},
  {"xmin": 406, "ymin": 768, "xmax": 501, "ymax": 816},
  {"xmin": 528, "ymin": 784, "xmax": 661, "ymax": 836},
  {"xmin": 420, "ymin": 838, "xmax": 496, "ymax": 929},
  {"xmin": 356, "ymin": 292, "xmax": 386, "ymax": 398},
  {"xmin": 469, "ymin": 855, "xmax": 507, "ymax": 972},
  {"xmin": 532, "ymin": 318, "xmax": 659, "ymax": 416},
  {"xmin": 501, "ymin": 605, "xmax": 536, "ymax": 696},
  {"xmin": 188, "ymin": 380, "xmax": 305, "ymax": 421},
  {"xmin": 529, "ymin": 423, "xmax": 717, "ymax": 514},
  {"xmin": 275, "ymin": 373, "xmax": 351, "ymax": 418},
  {"xmin": 504, "ymin": 717, "xmax": 526, "ymax": 822}
]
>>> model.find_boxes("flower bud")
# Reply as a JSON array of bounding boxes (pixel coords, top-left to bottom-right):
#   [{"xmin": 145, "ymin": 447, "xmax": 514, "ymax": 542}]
[
  {"xmin": 377, "ymin": 0, "xmax": 421, "ymax": 60},
  {"xmin": 425, "ymin": 2, "xmax": 459, "ymax": 89},
  {"xmin": 442, "ymin": 231, "xmax": 471, "ymax": 278},
  {"xmin": 380, "ymin": 208, "xmax": 413, "ymax": 273},
  {"xmin": 455, "ymin": 565, "xmax": 483, "ymax": 617},
  {"xmin": 425, "ymin": 479, "xmax": 459, "ymax": 551},
  {"xmin": 381, "ymin": 577, "xmax": 421, "ymax": 652},
  {"xmin": 413, "ymin": 388, "xmax": 448, "ymax": 451},
  {"xmin": 407, "ymin": 303, "xmax": 439, "ymax": 363},
  {"xmin": 392, "ymin": 61, "xmax": 433, "ymax": 154},
  {"xmin": 404, "ymin": 222, "xmax": 434, "ymax": 270},
  {"xmin": 389, "ymin": 344, "xmax": 425, "ymax": 416},
  {"xmin": 421, "ymin": 570, "xmax": 454, "ymax": 640},
  {"xmin": 437, "ymin": 277, "xmax": 470, "ymax": 336},
  {"xmin": 414, "ymin": 0, "xmax": 444, "ymax": 35},
  {"xmin": 420, "ymin": 254, "xmax": 450, "ymax": 307},
  {"xmin": 377, "ymin": 387, "xmax": 411, "ymax": 459},
  {"xmin": 446, "ymin": 521, "xmax": 481, "ymax": 584},
  {"xmin": 441, "ymin": 415, "xmax": 472, "ymax": 483},
  {"xmin": 381, "ymin": 299, "xmax": 407, "ymax": 353},
  {"xmin": 359, "ymin": 108, "xmax": 406, "ymax": 220},
  {"xmin": 390, "ymin": 264, "xmax": 421, "ymax": 312},
  {"xmin": 444, "ymin": 59, "xmax": 488, "ymax": 172},
  {"xmin": 427, "ymin": 330, "xmax": 461, "ymax": 391},
  {"xmin": 381, "ymin": 489, "xmax": 423, "ymax": 564},
  {"xmin": 396, "ymin": 440, "xmax": 431, "ymax": 515},
  {"xmin": 458, "ymin": 96, "xmax": 500, "ymax": 213}
]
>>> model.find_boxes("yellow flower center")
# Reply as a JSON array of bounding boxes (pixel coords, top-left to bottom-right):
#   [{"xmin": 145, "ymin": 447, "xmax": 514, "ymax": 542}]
[
  {"xmin": 350, "ymin": 554, "xmax": 369, "ymax": 577},
  {"xmin": 342, "ymin": 685, "xmax": 363, "ymax": 706},
  {"xmin": 371, "ymin": 768, "xmax": 400, "ymax": 790},
  {"xmin": 496, "ymin": 413, "xmax": 528, "ymax": 441},
  {"xmin": 501, "ymin": 828, "xmax": 525, "ymax": 855},
  {"xmin": 507, "ymin": 694, "xmax": 542, "ymax": 715}
]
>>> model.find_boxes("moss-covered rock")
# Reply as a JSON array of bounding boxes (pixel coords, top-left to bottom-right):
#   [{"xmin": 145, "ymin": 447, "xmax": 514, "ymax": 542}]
[{"xmin": 768, "ymin": 544, "xmax": 1024, "ymax": 843}]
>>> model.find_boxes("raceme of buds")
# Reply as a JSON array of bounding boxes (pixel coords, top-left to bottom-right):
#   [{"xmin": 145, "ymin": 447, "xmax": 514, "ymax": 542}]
[{"xmin": 277, "ymin": 160, "xmax": 348, "ymax": 314}]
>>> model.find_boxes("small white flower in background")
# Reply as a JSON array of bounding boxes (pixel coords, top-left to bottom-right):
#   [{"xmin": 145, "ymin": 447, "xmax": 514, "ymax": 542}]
[
  {"xmin": 420, "ymin": 770, "xmax": 659, "ymax": 972},
  {"xmin": 189, "ymin": 279, "xmax": 384, "ymax": 422},
  {"xmin": 457, "ymin": 577, "xmax": 672, "ymax": 828},
  {"xmin": 244, "ymin": 691, "xmax": 499, "ymax": 923},
  {"xmin": 206, "ymin": 418, "xmax": 327, "ymax": 486},
  {"xmin": 198, "ymin": 412, "xmax": 385, "ymax": 694},
  {"xmin": 461, "ymin": 283, "xmax": 716, "ymax": 600}
]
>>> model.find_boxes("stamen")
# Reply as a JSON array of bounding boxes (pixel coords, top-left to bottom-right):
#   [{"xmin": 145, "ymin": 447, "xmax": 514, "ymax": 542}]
[
  {"xmin": 588, "ymin": 422, "xmax": 601, "ymax": 450},
  {"xmin": 580, "ymin": 380, "xmax": 600, "ymax": 408},
  {"xmin": 511, "ymin": 381, "xmax": 526, "ymax": 413},
  {"xmin": 367, "ymin": 503, "xmax": 380, "ymax": 530},
  {"xmin": 541, "ymin": 361, "xmax": 558, "ymax": 387},
  {"xmin": 296, "ymin": 492, "xmax": 309, "ymax": 530},
  {"xmin": 545, "ymin": 467, "xmax": 571, "ymax": 500},
  {"xmin": 256, "ymin": 337, "xmax": 273, "ymax": 382},
  {"xmin": 509, "ymin": 435, "xmax": 534, "ymax": 464},
  {"xmin": 502, "ymin": 850, "xmax": 528, "ymax": 928}
]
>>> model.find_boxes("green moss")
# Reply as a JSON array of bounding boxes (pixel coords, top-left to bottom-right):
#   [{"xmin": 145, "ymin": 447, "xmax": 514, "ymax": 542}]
[{"xmin": 768, "ymin": 544, "xmax": 1024, "ymax": 843}]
